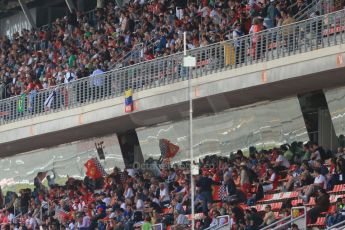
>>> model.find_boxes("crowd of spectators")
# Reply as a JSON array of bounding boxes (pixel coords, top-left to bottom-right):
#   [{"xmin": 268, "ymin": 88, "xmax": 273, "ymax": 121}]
[
  {"xmin": 1, "ymin": 140, "xmax": 345, "ymax": 229},
  {"xmin": 0, "ymin": 0, "xmax": 320, "ymax": 100}
]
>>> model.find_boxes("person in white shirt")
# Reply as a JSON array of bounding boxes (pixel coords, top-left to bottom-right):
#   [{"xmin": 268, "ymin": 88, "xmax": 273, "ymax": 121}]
[
  {"xmin": 275, "ymin": 153, "xmax": 290, "ymax": 170},
  {"xmin": 124, "ymin": 183, "xmax": 134, "ymax": 199},
  {"xmin": 91, "ymin": 65, "xmax": 104, "ymax": 87},
  {"xmin": 299, "ymin": 168, "xmax": 326, "ymax": 203},
  {"xmin": 310, "ymin": 143, "xmax": 321, "ymax": 163},
  {"xmin": 68, "ymin": 220, "xmax": 75, "ymax": 230},
  {"xmin": 262, "ymin": 168, "xmax": 277, "ymax": 192},
  {"xmin": 77, "ymin": 212, "xmax": 91, "ymax": 229},
  {"xmin": 135, "ymin": 195, "xmax": 144, "ymax": 211},
  {"xmin": 159, "ymin": 183, "xmax": 170, "ymax": 205},
  {"xmin": 64, "ymin": 67, "xmax": 76, "ymax": 83},
  {"xmin": 26, "ymin": 213, "xmax": 37, "ymax": 230}
]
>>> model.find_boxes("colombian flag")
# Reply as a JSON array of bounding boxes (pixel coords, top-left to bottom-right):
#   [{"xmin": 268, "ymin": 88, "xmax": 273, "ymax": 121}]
[{"xmin": 125, "ymin": 89, "xmax": 133, "ymax": 113}]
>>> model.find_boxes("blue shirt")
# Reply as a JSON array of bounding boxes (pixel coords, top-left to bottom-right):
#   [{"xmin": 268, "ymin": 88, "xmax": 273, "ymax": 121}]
[{"xmin": 91, "ymin": 69, "xmax": 104, "ymax": 86}]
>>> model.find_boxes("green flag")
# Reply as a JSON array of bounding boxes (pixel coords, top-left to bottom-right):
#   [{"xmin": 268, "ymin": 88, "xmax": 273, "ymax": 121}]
[{"xmin": 18, "ymin": 93, "xmax": 26, "ymax": 112}]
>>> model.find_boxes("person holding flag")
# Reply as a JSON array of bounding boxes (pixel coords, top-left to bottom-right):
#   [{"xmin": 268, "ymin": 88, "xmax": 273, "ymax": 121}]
[{"xmin": 196, "ymin": 170, "xmax": 222, "ymax": 214}]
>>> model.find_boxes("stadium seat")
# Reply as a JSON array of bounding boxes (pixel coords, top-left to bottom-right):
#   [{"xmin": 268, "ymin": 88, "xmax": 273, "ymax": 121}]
[
  {"xmin": 307, "ymin": 217, "xmax": 326, "ymax": 228},
  {"xmin": 330, "ymin": 184, "xmax": 345, "ymax": 194},
  {"xmin": 306, "ymin": 197, "xmax": 316, "ymax": 206},
  {"xmin": 291, "ymin": 199, "xmax": 304, "ymax": 206}
]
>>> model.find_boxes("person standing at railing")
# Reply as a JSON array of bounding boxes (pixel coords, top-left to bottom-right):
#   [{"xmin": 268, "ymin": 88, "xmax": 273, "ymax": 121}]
[
  {"xmin": 266, "ymin": 0, "xmax": 280, "ymax": 27},
  {"xmin": 76, "ymin": 65, "xmax": 90, "ymax": 103},
  {"xmin": 90, "ymin": 65, "xmax": 105, "ymax": 100},
  {"xmin": 310, "ymin": 11, "xmax": 323, "ymax": 45},
  {"xmin": 233, "ymin": 22, "xmax": 246, "ymax": 65},
  {"xmin": 281, "ymin": 9, "xmax": 296, "ymax": 52},
  {"xmin": 250, "ymin": 17, "xmax": 264, "ymax": 60}
]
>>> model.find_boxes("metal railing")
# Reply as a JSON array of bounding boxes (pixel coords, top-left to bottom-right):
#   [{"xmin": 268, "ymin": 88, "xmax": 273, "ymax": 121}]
[
  {"xmin": 110, "ymin": 43, "xmax": 145, "ymax": 70},
  {"xmin": 271, "ymin": 214, "xmax": 306, "ymax": 230},
  {"xmin": 261, "ymin": 206, "xmax": 306, "ymax": 230},
  {"xmin": 151, "ymin": 223, "xmax": 163, "ymax": 230},
  {"xmin": 327, "ymin": 218, "xmax": 345, "ymax": 229},
  {"xmin": 295, "ymin": 0, "xmax": 335, "ymax": 21},
  {"xmin": 260, "ymin": 216, "xmax": 291, "ymax": 230},
  {"xmin": 1, "ymin": 9, "xmax": 345, "ymax": 125},
  {"xmin": 204, "ymin": 215, "xmax": 231, "ymax": 230}
]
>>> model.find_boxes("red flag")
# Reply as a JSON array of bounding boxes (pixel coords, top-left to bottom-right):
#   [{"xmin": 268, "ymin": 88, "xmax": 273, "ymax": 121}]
[
  {"xmin": 159, "ymin": 139, "xmax": 180, "ymax": 159},
  {"xmin": 212, "ymin": 185, "xmax": 221, "ymax": 202},
  {"xmin": 84, "ymin": 158, "xmax": 106, "ymax": 179}
]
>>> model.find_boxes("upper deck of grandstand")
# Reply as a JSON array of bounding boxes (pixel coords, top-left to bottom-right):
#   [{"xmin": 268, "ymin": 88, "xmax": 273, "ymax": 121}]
[
  {"xmin": 0, "ymin": 0, "xmax": 337, "ymax": 101},
  {"xmin": 0, "ymin": 5, "xmax": 344, "ymax": 123}
]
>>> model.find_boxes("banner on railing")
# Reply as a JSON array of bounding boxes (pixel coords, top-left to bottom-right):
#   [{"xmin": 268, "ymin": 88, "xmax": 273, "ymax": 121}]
[
  {"xmin": 44, "ymin": 89, "xmax": 57, "ymax": 111},
  {"xmin": 17, "ymin": 93, "xmax": 26, "ymax": 112},
  {"xmin": 0, "ymin": 111, "xmax": 9, "ymax": 116},
  {"xmin": 125, "ymin": 89, "xmax": 134, "ymax": 113},
  {"xmin": 224, "ymin": 43, "xmax": 236, "ymax": 66}
]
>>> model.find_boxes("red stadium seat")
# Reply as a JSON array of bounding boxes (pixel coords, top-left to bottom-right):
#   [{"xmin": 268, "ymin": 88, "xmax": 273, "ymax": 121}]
[
  {"xmin": 306, "ymin": 197, "xmax": 316, "ymax": 206},
  {"xmin": 307, "ymin": 217, "xmax": 326, "ymax": 228},
  {"xmin": 330, "ymin": 184, "xmax": 345, "ymax": 194}
]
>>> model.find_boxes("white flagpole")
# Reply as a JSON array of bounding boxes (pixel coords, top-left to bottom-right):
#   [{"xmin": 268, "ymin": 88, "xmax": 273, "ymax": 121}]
[{"xmin": 184, "ymin": 31, "xmax": 195, "ymax": 230}]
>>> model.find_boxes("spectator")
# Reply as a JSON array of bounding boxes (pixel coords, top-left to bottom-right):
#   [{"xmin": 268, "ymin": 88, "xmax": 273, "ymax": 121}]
[
  {"xmin": 274, "ymin": 151, "xmax": 290, "ymax": 171},
  {"xmin": 259, "ymin": 205, "xmax": 275, "ymax": 227},
  {"xmin": 239, "ymin": 162, "xmax": 251, "ymax": 194},
  {"xmin": 196, "ymin": 173, "xmax": 221, "ymax": 213},
  {"xmin": 299, "ymin": 168, "xmax": 326, "ymax": 203},
  {"xmin": 309, "ymin": 188, "xmax": 330, "ymax": 224},
  {"xmin": 262, "ymin": 167, "xmax": 278, "ymax": 193},
  {"xmin": 327, "ymin": 197, "xmax": 345, "ymax": 226}
]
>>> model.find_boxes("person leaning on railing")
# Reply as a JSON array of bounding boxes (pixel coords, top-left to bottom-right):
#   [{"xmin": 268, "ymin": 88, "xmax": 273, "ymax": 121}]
[{"xmin": 281, "ymin": 9, "xmax": 297, "ymax": 51}]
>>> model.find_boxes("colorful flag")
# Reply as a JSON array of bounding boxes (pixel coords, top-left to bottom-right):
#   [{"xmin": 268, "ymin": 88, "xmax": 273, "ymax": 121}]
[
  {"xmin": 84, "ymin": 158, "xmax": 106, "ymax": 179},
  {"xmin": 44, "ymin": 89, "xmax": 57, "ymax": 111},
  {"xmin": 18, "ymin": 93, "xmax": 26, "ymax": 112},
  {"xmin": 28, "ymin": 90, "xmax": 37, "ymax": 112},
  {"xmin": 212, "ymin": 185, "xmax": 221, "ymax": 202},
  {"xmin": 159, "ymin": 139, "xmax": 180, "ymax": 159},
  {"xmin": 125, "ymin": 89, "xmax": 133, "ymax": 113}
]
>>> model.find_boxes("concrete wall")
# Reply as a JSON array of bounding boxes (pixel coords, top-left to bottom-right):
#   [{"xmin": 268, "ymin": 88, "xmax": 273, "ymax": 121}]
[
  {"xmin": 1, "ymin": 44, "xmax": 345, "ymax": 155},
  {"xmin": 0, "ymin": 8, "xmax": 36, "ymax": 36}
]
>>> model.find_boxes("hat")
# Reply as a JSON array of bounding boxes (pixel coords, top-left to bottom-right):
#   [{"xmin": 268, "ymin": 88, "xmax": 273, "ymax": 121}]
[{"xmin": 240, "ymin": 162, "xmax": 246, "ymax": 166}]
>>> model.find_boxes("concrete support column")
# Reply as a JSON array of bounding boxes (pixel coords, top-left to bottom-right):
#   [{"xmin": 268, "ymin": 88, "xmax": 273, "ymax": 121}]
[
  {"xmin": 18, "ymin": 0, "xmax": 36, "ymax": 29},
  {"xmin": 65, "ymin": 0, "xmax": 76, "ymax": 13},
  {"xmin": 76, "ymin": 0, "xmax": 85, "ymax": 12}
]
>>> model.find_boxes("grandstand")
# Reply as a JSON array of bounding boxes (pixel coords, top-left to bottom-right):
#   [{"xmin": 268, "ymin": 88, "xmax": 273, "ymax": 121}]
[{"xmin": 1, "ymin": 0, "xmax": 345, "ymax": 229}]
